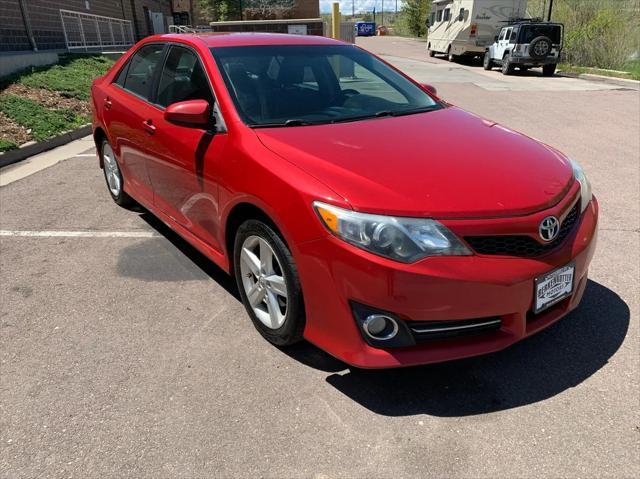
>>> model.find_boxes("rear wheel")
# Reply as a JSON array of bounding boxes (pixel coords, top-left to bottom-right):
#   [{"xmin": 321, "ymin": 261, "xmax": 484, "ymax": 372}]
[
  {"xmin": 542, "ymin": 63, "xmax": 557, "ymax": 76},
  {"xmin": 428, "ymin": 49, "xmax": 435, "ymax": 58},
  {"xmin": 234, "ymin": 219, "xmax": 305, "ymax": 346},
  {"xmin": 483, "ymin": 51, "xmax": 493, "ymax": 70},
  {"xmin": 101, "ymin": 139, "xmax": 134, "ymax": 207},
  {"xmin": 501, "ymin": 53, "xmax": 515, "ymax": 75},
  {"xmin": 447, "ymin": 47, "xmax": 456, "ymax": 62}
]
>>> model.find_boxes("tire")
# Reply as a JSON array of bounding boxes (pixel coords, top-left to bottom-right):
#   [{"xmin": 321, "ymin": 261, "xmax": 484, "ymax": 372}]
[
  {"xmin": 501, "ymin": 53, "xmax": 515, "ymax": 75},
  {"xmin": 529, "ymin": 36, "xmax": 553, "ymax": 60},
  {"xmin": 447, "ymin": 47, "xmax": 455, "ymax": 62},
  {"xmin": 100, "ymin": 139, "xmax": 135, "ymax": 207},
  {"xmin": 428, "ymin": 49, "xmax": 435, "ymax": 58},
  {"xmin": 233, "ymin": 219, "xmax": 305, "ymax": 346},
  {"xmin": 542, "ymin": 63, "xmax": 557, "ymax": 76},
  {"xmin": 483, "ymin": 51, "xmax": 493, "ymax": 70}
]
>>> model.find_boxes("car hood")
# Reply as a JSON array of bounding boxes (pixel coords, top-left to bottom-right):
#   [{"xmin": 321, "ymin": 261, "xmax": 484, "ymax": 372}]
[{"xmin": 255, "ymin": 107, "xmax": 574, "ymax": 218}]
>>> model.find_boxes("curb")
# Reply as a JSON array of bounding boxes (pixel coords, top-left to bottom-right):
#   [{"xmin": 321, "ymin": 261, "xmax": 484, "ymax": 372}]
[
  {"xmin": 0, "ymin": 125, "xmax": 92, "ymax": 169},
  {"xmin": 557, "ymin": 71, "xmax": 640, "ymax": 90}
]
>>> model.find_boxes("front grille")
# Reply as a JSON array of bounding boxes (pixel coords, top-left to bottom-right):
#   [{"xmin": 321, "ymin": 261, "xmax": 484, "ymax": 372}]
[
  {"xmin": 408, "ymin": 317, "xmax": 502, "ymax": 341},
  {"xmin": 464, "ymin": 202, "xmax": 580, "ymax": 258}
]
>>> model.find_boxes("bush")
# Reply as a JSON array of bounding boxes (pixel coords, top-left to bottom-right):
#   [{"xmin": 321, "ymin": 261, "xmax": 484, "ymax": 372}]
[
  {"xmin": 528, "ymin": 0, "xmax": 640, "ymax": 70},
  {"xmin": 0, "ymin": 95, "xmax": 87, "ymax": 141}
]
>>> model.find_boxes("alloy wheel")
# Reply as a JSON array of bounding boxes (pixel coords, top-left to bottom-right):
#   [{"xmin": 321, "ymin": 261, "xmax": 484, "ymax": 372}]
[
  {"xmin": 239, "ymin": 235, "xmax": 288, "ymax": 329},
  {"xmin": 102, "ymin": 143, "xmax": 121, "ymax": 196}
]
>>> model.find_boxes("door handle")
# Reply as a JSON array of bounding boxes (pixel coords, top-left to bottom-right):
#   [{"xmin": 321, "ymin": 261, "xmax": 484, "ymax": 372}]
[
  {"xmin": 142, "ymin": 119, "xmax": 156, "ymax": 135},
  {"xmin": 103, "ymin": 97, "xmax": 112, "ymax": 110}
]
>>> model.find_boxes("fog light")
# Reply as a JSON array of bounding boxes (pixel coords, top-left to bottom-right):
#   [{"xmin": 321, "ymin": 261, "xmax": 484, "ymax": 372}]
[{"xmin": 363, "ymin": 314, "xmax": 398, "ymax": 340}]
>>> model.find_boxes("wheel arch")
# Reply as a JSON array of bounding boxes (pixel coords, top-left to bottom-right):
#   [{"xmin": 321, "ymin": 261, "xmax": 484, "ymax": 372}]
[
  {"xmin": 224, "ymin": 201, "xmax": 287, "ymax": 273},
  {"xmin": 93, "ymin": 127, "xmax": 107, "ymax": 168}
]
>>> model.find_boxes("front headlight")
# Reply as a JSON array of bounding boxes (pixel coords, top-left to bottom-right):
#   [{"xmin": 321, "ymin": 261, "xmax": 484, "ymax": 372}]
[
  {"xmin": 313, "ymin": 202, "xmax": 471, "ymax": 263},
  {"xmin": 570, "ymin": 159, "xmax": 592, "ymax": 213}
]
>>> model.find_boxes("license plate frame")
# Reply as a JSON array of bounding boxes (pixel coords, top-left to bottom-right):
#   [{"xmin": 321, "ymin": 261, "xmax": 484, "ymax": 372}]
[{"xmin": 533, "ymin": 262, "xmax": 575, "ymax": 314}]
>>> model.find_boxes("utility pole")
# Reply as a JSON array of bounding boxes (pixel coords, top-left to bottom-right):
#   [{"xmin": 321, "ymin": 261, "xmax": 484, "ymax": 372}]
[
  {"xmin": 352, "ymin": 0, "xmax": 355, "ymax": 19},
  {"xmin": 381, "ymin": 0, "xmax": 384, "ymax": 26},
  {"xmin": 547, "ymin": 0, "xmax": 554, "ymax": 21}
]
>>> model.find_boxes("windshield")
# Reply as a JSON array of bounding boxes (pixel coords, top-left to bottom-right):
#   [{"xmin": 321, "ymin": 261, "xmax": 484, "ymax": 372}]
[
  {"xmin": 520, "ymin": 24, "xmax": 562, "ymax": 44},
  {"xmin": 211, "ymin": 45, "xmax": 441, "ymax": 127}
]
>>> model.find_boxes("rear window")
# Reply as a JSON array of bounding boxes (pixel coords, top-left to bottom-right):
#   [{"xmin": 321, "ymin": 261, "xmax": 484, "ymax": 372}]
[{"xmin": 520, "ymin": 24, "xmax": 562, "ymax": 44}]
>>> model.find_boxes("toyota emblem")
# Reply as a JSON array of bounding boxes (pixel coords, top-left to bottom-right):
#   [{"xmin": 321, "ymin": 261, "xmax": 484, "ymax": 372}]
[{"xmin": 539, "ymin": 216, "xmax": 560, "ymax": 242}]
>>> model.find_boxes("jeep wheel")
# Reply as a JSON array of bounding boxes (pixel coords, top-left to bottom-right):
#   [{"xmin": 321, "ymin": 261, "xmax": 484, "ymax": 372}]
[
  {"xmin": 542, "ymin": 64, "xmax": 557, "ymax": 76},
  {"xmin": 501, "ymin": 54, "xmax": 515, "ymax": 75},
  {"xmin": 483, "ymin": 51, "xmax": 493, "ymax": 70}
]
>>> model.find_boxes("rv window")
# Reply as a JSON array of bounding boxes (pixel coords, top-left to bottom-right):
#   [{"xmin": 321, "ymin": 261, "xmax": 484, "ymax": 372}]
[
  {"xmin": 436, "ymin": 9, "xmax": 443, "ymax": 22},
  {"xmin": 458, "ymin": 8, "xmax": 465, "ymax": 21},
  {"xmin": 443, "ymin": 8, "xmax": 451, "ymax": 21},
  {"xmin": 429, "ymin": 12, "xmax": 435, "ymax": 26}
]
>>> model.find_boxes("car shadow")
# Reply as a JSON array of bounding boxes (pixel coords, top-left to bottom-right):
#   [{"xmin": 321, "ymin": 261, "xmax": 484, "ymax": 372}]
[
  {"xmin": 116, "ymin": 211, "xmax": 240, "ymax": 300},
  {"xmin": 322, "ymin": 280, "xmax": 629, "ymax": 416},
  {"xmin": 119, "ymin": 215, "xmax": 628, "ymax": 416}
]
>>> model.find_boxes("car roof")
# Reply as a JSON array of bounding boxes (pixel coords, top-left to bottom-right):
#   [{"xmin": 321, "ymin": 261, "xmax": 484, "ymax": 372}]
[{"xmin": 149, "ymin": 32, "xmax": 346, "ymax": 48}]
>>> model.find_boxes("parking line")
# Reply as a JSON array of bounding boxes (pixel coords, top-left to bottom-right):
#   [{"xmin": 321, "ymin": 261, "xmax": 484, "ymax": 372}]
[{"xmin": 0, "ymin": 230, "xmax": 160, "ymax": 238}]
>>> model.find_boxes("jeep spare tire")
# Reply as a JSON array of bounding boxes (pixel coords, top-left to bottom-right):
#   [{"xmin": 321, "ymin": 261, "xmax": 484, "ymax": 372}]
[{"xmin": 529, "ymin": 36, "xmax": 552, "ymax": 59}]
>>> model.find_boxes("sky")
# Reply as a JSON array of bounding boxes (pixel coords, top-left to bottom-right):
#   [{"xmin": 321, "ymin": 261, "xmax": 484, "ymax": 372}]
[{"xmin": 319, "ymin": 0, "xmax": 407, "ymax": 14}]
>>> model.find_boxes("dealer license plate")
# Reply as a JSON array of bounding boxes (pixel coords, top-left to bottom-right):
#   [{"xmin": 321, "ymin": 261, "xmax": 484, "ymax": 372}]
[{"xmin": 534, "ymin": 262, "xmax": 575, "ymax": 313}]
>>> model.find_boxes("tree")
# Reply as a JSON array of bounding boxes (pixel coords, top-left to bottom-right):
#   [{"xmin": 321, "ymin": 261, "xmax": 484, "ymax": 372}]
[
  {"xmin": 245, "ymin": 0, "xmax": 295, "ymax": 19},
  {"xmin": 402, "ymin": 0, "xmax": 430, "ymax": 37}
]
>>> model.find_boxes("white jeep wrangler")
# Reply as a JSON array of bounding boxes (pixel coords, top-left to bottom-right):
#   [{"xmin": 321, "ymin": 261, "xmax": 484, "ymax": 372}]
[{"xmin": 484, "ymin": 21, "xmax": 563, "ymax": 76}]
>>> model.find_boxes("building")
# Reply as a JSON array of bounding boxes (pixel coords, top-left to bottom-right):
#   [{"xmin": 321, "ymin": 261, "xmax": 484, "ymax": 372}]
[{"xmin": 0, "ymin": 0, "xmax": 177, "ymax": 53}]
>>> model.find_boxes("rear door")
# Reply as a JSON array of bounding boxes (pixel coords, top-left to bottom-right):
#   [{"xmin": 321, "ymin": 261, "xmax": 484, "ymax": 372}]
[
  {"xmin": 103, "ymin": 43, "xmax": 166, "ymax": 206},
  {"xmin": 144, "ymin": 44, "xmax": 228, "ymax": 252}
]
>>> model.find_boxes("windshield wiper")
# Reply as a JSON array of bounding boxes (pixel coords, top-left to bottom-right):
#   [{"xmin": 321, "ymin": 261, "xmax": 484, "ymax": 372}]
[{"xmin": 283, "ymin": 119, "xmax": 314, "ymax": 126}]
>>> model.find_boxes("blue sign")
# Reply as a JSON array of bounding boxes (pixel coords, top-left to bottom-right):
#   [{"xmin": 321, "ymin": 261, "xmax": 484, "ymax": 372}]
[{"xmin": 355, "ymin": 22, "xmax": 376, "ymax": 37}]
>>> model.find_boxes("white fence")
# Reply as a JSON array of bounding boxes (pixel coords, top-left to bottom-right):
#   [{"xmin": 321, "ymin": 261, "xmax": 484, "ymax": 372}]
[{"xmin": 60, "ymin": 9, "xmax": 134, "ymax": 51}]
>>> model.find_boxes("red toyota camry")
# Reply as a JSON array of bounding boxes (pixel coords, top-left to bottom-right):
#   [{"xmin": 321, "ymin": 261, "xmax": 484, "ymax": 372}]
[{"xmin": 91, "ymin": 33, "xmax": 598, "ymax": 368}]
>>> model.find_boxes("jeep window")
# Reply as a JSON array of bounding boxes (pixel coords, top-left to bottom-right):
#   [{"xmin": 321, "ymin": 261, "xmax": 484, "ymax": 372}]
[
  {"xmin": 498, "ymin": 29, "xmax": 506, "ymax": 41},
  {"xmin": 436, "ymin": 9, "xmax": 443, "ymax": 22},
  {"xmin": 510, "ymin": 28, "xmax": 518, "ymax": 43},
  {"xmin": 443, "ymin": 8, "xmax": 451, "ymax": 21},
  {"xmin": 520, "ymin": 24, "xmax": 562, "ymax": 44}
]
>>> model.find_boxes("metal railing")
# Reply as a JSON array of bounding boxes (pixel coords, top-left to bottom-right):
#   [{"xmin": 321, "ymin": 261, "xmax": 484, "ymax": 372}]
[
  {"xmin": 169, "ymin": 25, "xmax": 196, "ymax": 33},
  {"xmin": 60, "ymin": 9, "xmax": 134, "ymax": 51}
]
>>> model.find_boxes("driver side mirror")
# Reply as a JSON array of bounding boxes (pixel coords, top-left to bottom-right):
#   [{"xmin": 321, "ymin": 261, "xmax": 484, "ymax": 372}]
[
  {"xmin": 420, "ymin": 83, "xmax": 438, "ymax": 97},
  {"xmin": 164, "ymin": 99, "xmax": 212, "ymax": 127}
]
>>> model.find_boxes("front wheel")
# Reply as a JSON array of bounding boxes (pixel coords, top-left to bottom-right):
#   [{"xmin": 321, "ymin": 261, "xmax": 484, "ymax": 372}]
[
  {"xmin": 542, "ymin": 64, "xmax": 557, "ymax": 76},
  {"xmin": 483, "ymin": 51, "xmax": 493, "ymax": 70},
  {"xmin": 234, "ymin": 219, "xmax": 305, "ymax": 346},
  {"xmin": 428, "ymin": 49, "xmax": 435, "ymax": 58}
]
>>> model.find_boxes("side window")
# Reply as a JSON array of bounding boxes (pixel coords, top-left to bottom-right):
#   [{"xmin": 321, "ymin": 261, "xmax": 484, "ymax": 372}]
[
  {"xmin": 429, "ymin": 12, "xmax": 435, "ymax": 26},
  {"xmin": 122, "ymin": 44, "xmax": 165, "ymax": 100},
  {"xmin": 458, "ymin": 8, "xmax": 465, "ymax": 21},
  {"xmin": 498, "ymin": 29, "xmax": 506, "ymax": 41},
  {"xmin": 443, "ymin": 8, "xmax": 451, "ymax": 22},
  {"xmin": 510, "ymin": 28, "xmax": 518, "ymax": 43},
  {"xmin": 505, "ymin": 28, "xmax": 512, "ymax": 42},
  {"xmin": 156, "ymin": 46, "xmax": 213, "ymax": 107},
  {"xmin": 114, "ymin": 62, "xmax": 129, "ymax": 87},
  {"xmin": 436, "ymin": 9, "xmax": 443, "ymax": 22}
]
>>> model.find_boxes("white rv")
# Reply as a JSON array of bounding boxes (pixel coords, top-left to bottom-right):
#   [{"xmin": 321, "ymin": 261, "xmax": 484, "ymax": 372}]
[{"xmin": 427, "ymin": 0, "xmax": 528, "ymax": 60}]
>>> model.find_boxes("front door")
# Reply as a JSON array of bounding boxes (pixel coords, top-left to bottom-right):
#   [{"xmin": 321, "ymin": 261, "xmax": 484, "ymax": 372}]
[
  {"xmin": 496, "ymin": 27, "xmax": 511, "ymax": 59},
  {"xmin": 144, "ymin": 45, "xmax": 227, "ymax": 252}
]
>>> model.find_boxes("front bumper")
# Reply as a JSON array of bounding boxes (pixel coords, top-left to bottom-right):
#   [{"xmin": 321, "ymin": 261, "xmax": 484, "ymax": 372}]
[{"xmin": 296, "ymin": 197, "xmax": 599, "ymax": 368}]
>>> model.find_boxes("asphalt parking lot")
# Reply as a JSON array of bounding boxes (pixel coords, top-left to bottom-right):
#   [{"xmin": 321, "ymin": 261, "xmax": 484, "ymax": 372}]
[{"xmin": 1, "ymin": 36, "xmax": 639, "ymax": 478}]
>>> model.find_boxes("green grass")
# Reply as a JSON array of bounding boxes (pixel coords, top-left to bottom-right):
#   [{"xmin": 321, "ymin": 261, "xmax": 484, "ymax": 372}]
[
  {"xmin": 0, "ymin": 95, "xmax": 87, "ymax": 141},
  {"xmin": 10, "ymin": 55, "xmax": 114, "ymax": 100},
  {"xmin": 0, "ymin": 139, "xmax": 18, "ymax": 152},
  {"xmin": 559, "ymin": 61, "xmax": 640, "ymax": 81}
]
